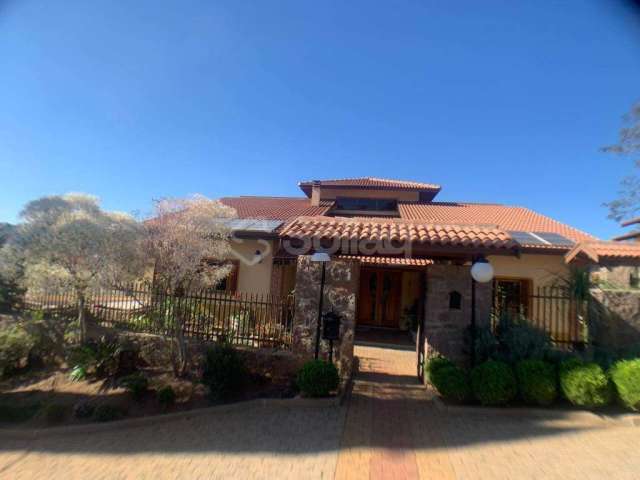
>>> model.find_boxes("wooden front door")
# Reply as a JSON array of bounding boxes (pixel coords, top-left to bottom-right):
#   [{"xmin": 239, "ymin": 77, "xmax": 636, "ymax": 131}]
[{"xmin": 357, "ymin": 268, "xmax": 402, "ymax": 328}]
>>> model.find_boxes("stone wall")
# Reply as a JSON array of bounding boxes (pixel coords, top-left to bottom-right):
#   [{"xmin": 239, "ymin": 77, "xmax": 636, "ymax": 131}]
[
  {"xmin": 590, "ymin": 288, "xmax": 640, "ymax": 351},
  {"xmin": 291, "ymin": 256, "xmax": 359, "ymax": 380},
  {"xmin": 423, "ymin": 264, "xmax": 492, "ymax": 366}
]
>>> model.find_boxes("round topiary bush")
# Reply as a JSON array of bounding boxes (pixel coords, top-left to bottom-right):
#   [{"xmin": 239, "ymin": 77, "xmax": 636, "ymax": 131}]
[
  {"xmin": 515, "ymin": 359, "xmax": 557, "ymax": 406},
  {"xmin": 202, "ymin": 343, "xmax": 248, "ymax": 402},
  {"xmin": 426, "ymin": 356, "xmax": 455, "ymax": 383},
  {"xmin": 296, "ymin": 360, "xmax": 339, "ymax": 397},
  {"xmin": 559, "ymin": 358, "xmax": 612, "ymax": 408},
  {"xmin": 431, "ymin": 365, "xmax": 471, "ymax": 403},
  {"xmin": 610, "ymin": 359, "xmax": 640, "ymax": 411},
  {"xmin": 471, "ymin": 360, "xmax": 517, "ymax": 406}
]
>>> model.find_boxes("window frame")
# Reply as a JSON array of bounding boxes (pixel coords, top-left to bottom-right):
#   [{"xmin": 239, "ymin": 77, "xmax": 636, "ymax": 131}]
[{"xmin": 493, "ymin": 276, "xmax": 532, "ymax": 317}]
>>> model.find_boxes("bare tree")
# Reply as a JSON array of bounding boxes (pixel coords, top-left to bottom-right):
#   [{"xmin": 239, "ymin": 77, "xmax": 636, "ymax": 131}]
[
  {"xmin": 604, "ymin": 101, "xmax": 640, "ymax": 222},
  {"xmin": 144, "ymin": 195, "xmax": 236, "ymax": 376},
  {"xmin": 0, "ymin": 194, "xmax": 145, "ymax": 343}
]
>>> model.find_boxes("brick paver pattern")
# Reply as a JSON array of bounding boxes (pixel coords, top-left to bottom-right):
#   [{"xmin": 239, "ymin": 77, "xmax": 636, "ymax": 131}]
[{"xmin": 2, "ymin": 344, "xmax": 640, "ymax": 479}]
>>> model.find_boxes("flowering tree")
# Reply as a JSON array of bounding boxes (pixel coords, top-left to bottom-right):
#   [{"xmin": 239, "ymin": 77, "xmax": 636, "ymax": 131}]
[
  {"xmin": 0, "ymin": 194, "xmax": 145, "ymax": 343},
  {"xmin": 144, "ymin": 195, "xmax": 236, "ymax": 376}
]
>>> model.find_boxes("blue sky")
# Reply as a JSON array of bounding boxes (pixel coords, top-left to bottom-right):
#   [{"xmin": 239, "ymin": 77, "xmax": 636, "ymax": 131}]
[{"xmin": 1, "ymin": 1, "xmax": 639, "ymax": 239}]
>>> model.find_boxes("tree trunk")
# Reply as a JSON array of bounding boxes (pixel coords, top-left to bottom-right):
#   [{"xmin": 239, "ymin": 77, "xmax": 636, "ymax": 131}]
[
  {"xmin": 78, "ymin": 293, "xmax": 87, "ymax": 344},
  {"xmin": 171, "ymin": 310, "xmax": 189, "ymax": 377}
]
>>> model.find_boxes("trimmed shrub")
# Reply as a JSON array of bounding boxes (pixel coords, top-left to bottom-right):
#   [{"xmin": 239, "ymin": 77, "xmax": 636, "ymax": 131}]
[
  {"xmin": 157, "ymin": 386, "xmax": 176, "ymax": 410},
  {"xmin": 119, "ymin": 373, "xmax": 149, "ymax": 401},
  {"xmin": 297, "ymin": 360, "xmax": 340, "ymax": 398},
  {"xmin": 496, "ymin": 321, "xmax": 551, "ymax": 364},
  {"xmin": 471, "ymin": 360, "xmax": 517, "ymax": 406},
  {"xmin": 202, "ymin": 343, "xmax": 248, "ymax": 401},
  {"xmin": 559, "ymin": 359, "xmax": 612, "ymax": 408},
  {"xmin": 610, "ymin": 359, "xmax": 640, "ymax": 411},
  {"xmin": 43, "ymin": 403, "xmax": 69, "ymax": 424},
  {"xmin": 93, "ymin": 404, "xmax": 125, "ymax": 422},
  {"xmin": 425, "ymin": 356, "xmax": 455, "ymax": 382},
  {"xmin": 515, "ymin": 360, "xmax": 557, "ymax": 406},
  {"xmin": 0, "ymin": 324, "xmax": 35, "ymax": 376},
  {"xmin": 431, "ymin": 365, "xmax": 471, "ymax": 403}
]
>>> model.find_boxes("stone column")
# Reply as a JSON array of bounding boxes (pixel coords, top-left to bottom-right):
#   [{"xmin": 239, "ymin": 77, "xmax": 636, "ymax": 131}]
[
  {"xmin": 291, "ymin": 256, "xmax": 359, "ymax": 379},
  {"xmin": 423, "ymin": 264, "xmax": 492, "ymax": 366}
]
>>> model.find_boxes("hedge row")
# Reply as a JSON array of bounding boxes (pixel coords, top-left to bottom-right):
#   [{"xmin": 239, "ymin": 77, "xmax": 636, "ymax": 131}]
[{"xmin": 427, "ymin": 356, "xmax": 640, "ymax": 410}]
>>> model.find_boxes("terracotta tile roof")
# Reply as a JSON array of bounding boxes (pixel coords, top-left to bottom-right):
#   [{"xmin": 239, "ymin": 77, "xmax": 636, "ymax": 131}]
[
  {"xmin": 298, "ymin": 177, "xmax": 441, "ymax": 196},
  {"xmin": 337, "ymin": 255, "xmax": 433, "ymax": 266},
  {"xmin": 398, "ymin": 202, "xmax": 594, "ymax": 243},
  {"xmin": 280, "ymin": 216, "xmax": 517, "ymax": 250},
  {"xmin": 219, "ymin": 197, "xmax": 332, "ymax": 220},
  {"xmin": 565, "ymin": 241, "xmax": 640, "ymax": 264},
  {"xmin": 219, "ymin": 196, "xmax": 595, "ymax": 250}
]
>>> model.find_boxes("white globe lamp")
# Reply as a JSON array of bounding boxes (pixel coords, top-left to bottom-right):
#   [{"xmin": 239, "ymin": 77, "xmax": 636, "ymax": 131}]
[{"xmin": 471, "ymin": 258, "xmax": 494, "ymax": 283}]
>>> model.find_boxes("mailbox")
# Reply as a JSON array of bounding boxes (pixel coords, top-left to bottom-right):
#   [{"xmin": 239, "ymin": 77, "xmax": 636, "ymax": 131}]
[{"xmin": 322, "ymin": 311, "xmax": 341, "ymax": 341}]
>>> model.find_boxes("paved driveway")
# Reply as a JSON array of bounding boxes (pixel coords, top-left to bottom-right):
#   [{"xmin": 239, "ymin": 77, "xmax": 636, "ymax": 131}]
[{"xmin": 2, "ymin": 345, "xmax": 640, "ymax": 479}]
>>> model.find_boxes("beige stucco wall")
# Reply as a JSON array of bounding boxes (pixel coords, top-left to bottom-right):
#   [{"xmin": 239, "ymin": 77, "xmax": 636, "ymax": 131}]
[
  {"xmin": 488, "ymin": 253, "xmax": 569, "ymax": 288},
  {"xmin": 229, "ymin": 238, "xmax": 275, "ymax": 294}
]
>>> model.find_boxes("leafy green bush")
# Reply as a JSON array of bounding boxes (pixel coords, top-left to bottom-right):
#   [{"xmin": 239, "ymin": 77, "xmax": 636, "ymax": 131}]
[
  {"xmin": 93, "ymin": 404, "xmax": 125, "ymax": 422},
  {"xmin": 430, "ymin": 365, "xmax": 471, "ymax": 403},
  {"xmin": 43, "ymin": 403, "xmax": 69, "ymax": 424},
  {"xmin": 610, "ymin": 359, "xmax": 640, "ymax": 411},
  {"xmin": 66, "ymin": 337, "xmax": 122, "ymax": 379},
  {"xmin": 202, "ymin": 342, "xmax": 248, "ymax": 401},
  {"xmin": 0, "ymin": 323, "xmax": 35, "ymax": 376},
  {"xmin": 297, "ymin": 360, "xmax": 340, "ymax": 397},
  {"xmin": 469, "ymin": 326, "xmax": 499, "ymax": 364},
  {"xmin": 515, "ymin": 360, "xmax": 557, "ymax": 406},
  {"xmin": 69, "ymin": 365, "xmax": 87, "ymax": 382},
  {"xmin": 559, "ymin": 359, "xmax": 612, "ymax": 408},
  {"xmin": 73, "ymin": 400, "xmax": 95, "ymax": 419},
  {"xmin": 496, "ymin": 320, "xmax": 551, "ymax": 364},
  {"xmin": 471, "ymin": 360, "xmax": 517, "ymax": 406},
  {"xmin": 425, "ymin": 356, "xmax": 455, "ymax": 382},
  {"xmin": 157, "ymin": 386, "xmax": 176, "ymax": 409},
  {"xmin": 119, "ymin": 373, "xmax": 149, "ymax": 401}
]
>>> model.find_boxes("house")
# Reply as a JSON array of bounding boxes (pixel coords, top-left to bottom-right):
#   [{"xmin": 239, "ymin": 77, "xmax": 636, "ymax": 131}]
[{"xmin": 215, "ymin": 177, "xmax": 633, "ymax": 376}]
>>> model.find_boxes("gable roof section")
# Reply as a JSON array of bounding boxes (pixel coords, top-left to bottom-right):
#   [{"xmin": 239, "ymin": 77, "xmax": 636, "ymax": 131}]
[
  {"xmin": 298, "ymin": 177, "xmax": 441, "ymax": 197},
  {"xmin": 280, "ymin": 216, "xmax": 516, "ymax": 251},
  {"xmin": 398, "ymin": 202, "xmax": 594, "ymax": 244},
  {"xmin": 219, "ymin": 197, "xmax": 332, "ymax": 220},
  {"xmin": 565, "ymin": 241, "xmax": 640, "ymax": 265}
]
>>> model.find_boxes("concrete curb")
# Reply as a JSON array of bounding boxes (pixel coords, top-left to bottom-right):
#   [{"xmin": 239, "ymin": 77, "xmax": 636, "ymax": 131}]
[
  {"xmin": 432, "ymin": 396, "xmax": 640, "ymax": 427},
  {"xmin": 0, "ymin": 396, "xmax": 341, "ymax": 441}
]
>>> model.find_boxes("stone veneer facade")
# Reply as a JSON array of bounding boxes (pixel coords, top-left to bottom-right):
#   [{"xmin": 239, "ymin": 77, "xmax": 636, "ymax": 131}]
[
  {"xmin": 422, "ymin": 264, "xmax": 492, "ymax": 366},
  {"xmin": 590, "ymin": 288, "xmax": 640, "ymax": 350},
  {"xmin": 291, "ymin": 256, "xmax": 359, "ymax": 380},
  {"xmin": 290, "ymin": 258, "xmax": 494, "ymax": 378}
]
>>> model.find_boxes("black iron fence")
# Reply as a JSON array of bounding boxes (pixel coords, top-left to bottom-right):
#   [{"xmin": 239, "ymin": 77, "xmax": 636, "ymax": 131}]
[
  {"xmin": 24, "ymin": 284, "xmax": 296, "ymax": 349},
  {"xmin": 493, "ymin": 286, "xmax": 587, "ymax": 347}
]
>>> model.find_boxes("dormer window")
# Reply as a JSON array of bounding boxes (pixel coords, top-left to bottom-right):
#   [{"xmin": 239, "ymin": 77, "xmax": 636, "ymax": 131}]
[{"xmin": 332, "ymin": 197, "xmax": 399, "ymax": 216}]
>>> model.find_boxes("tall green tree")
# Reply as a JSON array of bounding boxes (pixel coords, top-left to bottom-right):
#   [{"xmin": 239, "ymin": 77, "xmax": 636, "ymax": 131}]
[
  {"xmin": 604, "ymin": 101, "xmax": 640, "ymax": 222},
  {"xmin": 0, "ymin": 194, "xmax": 145, "ymax": 342}
]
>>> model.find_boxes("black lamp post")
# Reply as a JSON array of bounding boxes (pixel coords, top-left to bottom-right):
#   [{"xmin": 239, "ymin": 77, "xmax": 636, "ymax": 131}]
[
  {"xmin": 470, "ymin": 256, "xmax": 494, "ymax": 366},
  {"xmin": 310, "ymin": 252, "xmax": 331, "ymax": 359}
]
